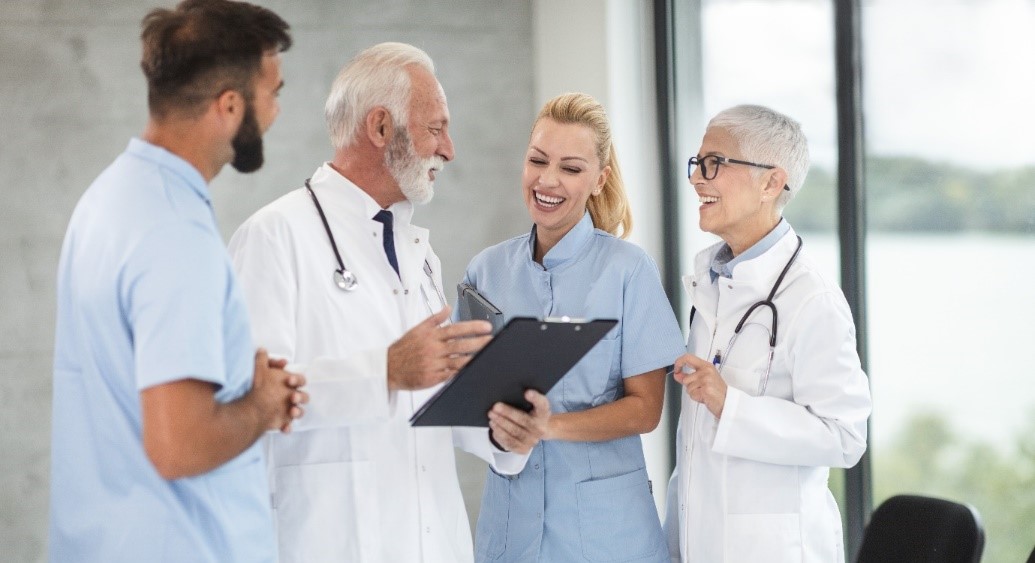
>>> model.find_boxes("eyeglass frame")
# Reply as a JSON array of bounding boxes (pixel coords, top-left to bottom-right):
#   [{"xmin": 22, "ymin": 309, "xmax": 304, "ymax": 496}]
[{"xmin": 688, "ymin": 155, "xmax": 791, "ymax": 191}]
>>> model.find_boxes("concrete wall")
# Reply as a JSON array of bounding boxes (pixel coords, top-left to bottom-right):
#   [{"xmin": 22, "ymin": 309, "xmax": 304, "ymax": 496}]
[{"xmin": 0, "ymin": 1, "xmax": 535, "ymax": 560}]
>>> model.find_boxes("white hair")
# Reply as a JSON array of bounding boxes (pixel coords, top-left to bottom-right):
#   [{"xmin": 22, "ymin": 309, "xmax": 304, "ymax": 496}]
[
  {"xmin": 324, "ymin": 42, "xmax": 435, "ymax": 150},
  {"xmin": 708, "ymin": 104, "xmax": 810, "ymax": 209}
]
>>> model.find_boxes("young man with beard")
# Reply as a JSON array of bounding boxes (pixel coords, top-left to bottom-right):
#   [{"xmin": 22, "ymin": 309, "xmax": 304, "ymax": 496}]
[
  {"xmin": 49, "ymin": 2, "xmax": 307, "ymax": 561},
  {"xmin": 228, "ymin": 42, "xmax": 551, "ymax": 562}
]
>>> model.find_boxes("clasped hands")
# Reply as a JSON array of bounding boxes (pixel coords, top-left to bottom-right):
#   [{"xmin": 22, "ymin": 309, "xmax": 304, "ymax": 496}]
[{"xmin": 254, "ymin": 348, "xmax": 308, "ymax": 433}]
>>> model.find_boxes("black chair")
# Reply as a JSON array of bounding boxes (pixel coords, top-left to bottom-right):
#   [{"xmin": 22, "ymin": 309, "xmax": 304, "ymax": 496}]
[
  {"xmin": 855, "ymin": 494, "xmax": 984, "ymax": 563},
  {"xmin": 1026, "ymin": 542, "xmax": 1035, "ymax": 563}
]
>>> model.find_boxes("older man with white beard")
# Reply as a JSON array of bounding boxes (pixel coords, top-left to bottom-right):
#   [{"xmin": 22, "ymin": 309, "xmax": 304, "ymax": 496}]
[{"xmin": 228, "ymin": 42, "xmax": 551, "ymax": 563}]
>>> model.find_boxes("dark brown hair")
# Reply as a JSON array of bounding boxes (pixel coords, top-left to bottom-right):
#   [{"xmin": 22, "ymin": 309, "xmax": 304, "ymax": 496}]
[{"xmin": 140, "ymin": 0, "xmax": 291, "ymax": 118}]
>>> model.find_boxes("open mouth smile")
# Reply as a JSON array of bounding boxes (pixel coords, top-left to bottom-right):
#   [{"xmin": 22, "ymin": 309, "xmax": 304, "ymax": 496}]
[{"xmin": 534, "ymin": 190, "xmax": 565, "ymax": 209}]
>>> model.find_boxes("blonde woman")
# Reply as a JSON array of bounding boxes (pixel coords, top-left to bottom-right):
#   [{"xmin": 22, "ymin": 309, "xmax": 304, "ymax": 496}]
[{"xmin": 460, "ymin": 93, "xmax": 683, "ymax": 562}]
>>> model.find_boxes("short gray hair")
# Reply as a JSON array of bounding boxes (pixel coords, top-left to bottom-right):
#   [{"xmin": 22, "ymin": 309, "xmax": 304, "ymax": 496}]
[
  {"xmin": 324, "ymin": 42, "xmax": 435, "ymax": 150},
  {"xmin": 708, "ymin": 104, "xmax": 810, "ymax": 209}
]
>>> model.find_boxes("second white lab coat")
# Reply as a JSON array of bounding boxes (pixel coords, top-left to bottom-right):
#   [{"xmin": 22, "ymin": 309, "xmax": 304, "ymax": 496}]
[
  {"xmin": 663, "ymin": 228, "xmax": 871, "ymax": 563},
  {"xmin": 228, "ymin": 164, "xmax": 526, "ymax": 563}
]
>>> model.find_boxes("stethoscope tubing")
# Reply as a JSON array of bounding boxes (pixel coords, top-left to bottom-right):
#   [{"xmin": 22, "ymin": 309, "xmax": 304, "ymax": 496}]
[
  {"xmin": 690, "ymin": 235, "xmax": 804, "ymax": 396},
  {"xmin": 305, "ymin": 178, "xmax": 359, "ymax": 291}
]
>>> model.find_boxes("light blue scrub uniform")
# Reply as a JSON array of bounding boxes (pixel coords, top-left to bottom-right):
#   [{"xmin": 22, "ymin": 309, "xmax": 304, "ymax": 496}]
[
  {"xmin": 463, "ymin": 212, "xmax": 685, "ymax": 562},
  {"xmin": 49, "ymin": 139, "xmax": 273, "ymax": 562}
]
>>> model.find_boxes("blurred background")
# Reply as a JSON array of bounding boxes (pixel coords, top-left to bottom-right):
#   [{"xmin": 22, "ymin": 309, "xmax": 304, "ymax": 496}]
[{"xmin": 1, "ymin": 1, "xmax": 1033, "ymax": 561}]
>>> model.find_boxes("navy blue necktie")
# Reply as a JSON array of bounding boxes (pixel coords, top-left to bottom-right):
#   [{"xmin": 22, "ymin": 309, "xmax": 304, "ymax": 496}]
[{"xmin": 373, "ymin": 210, "xmax": 400, "ymax": 278}]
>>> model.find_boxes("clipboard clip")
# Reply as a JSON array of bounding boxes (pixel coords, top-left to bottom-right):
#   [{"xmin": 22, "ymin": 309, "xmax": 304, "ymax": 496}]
[{"xmin": 542, "ymin": 315, "xmax": 587, "ymax": 323}]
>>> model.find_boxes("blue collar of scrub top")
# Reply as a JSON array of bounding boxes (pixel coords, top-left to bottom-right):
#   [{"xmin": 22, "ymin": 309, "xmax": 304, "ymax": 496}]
[
  {"xmin": 528, "ymin": 210, "xmax": 596, "ymax": 270},
  {"xmin": 126, "ymin": 137, "xmax": 211, "ymax": 205},
  {"xmin": 709, "ymin": 217, "xmax": 791, "ymax": 283}
]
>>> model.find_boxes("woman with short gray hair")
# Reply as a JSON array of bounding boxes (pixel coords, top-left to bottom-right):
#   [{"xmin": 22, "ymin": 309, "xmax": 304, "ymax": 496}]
[{"xmin": 664, "ymin": 105, "xmax": 872, "ymax": 563}]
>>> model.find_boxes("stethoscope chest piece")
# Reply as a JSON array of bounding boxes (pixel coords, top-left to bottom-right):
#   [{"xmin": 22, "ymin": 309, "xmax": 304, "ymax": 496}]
[
  {"xmin": 305, "ymin": 177, "xmax": 360, "ymax": 293},
  {"xmin": 334, "ymin": 269, "xmax": 358, "ymax": 292}
]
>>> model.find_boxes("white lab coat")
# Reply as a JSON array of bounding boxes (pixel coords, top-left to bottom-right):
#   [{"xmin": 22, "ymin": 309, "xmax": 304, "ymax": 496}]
[
  {"xmin": 663, "ymin": 228, "xmax": 871, "ymax": 563},
  {"xmin": 228, "ymin": 164, "xmax": 527, "ymax": 563}
]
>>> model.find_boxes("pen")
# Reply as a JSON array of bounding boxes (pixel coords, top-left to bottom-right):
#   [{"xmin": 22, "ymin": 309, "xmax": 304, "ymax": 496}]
[{"xmin": 666, "ymin": 351, "xmax": 723, "ymax": 378}]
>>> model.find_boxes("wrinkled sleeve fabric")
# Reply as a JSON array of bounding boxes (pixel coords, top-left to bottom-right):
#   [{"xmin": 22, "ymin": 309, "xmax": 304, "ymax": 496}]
[
  {"xmin": 228, "ymin": 211, "xmax": 389, "ymax": 431},
  {"xmin": 712, "ymin": 290, "xmax": 871, "ymax": 468},
  {"xmin": 619, "ymin": 253, "xmax": 686, "ymax": 378},
  {"xmin": 452, "ymin": 427, "xmax": 530, "ymax": 475},
  {"xmin": 124, "ymin": 221, "xmax": 229, "ymax": 392}
]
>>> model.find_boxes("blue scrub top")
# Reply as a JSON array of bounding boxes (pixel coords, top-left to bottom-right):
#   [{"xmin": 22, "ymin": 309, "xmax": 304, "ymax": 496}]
[
  {"xmin": 49, "ymin": 139, "xmax": 273, "ymax": 562},
  {"xmin": 462, "ymin": 212, "xmax": 685, "ymax": 562}
]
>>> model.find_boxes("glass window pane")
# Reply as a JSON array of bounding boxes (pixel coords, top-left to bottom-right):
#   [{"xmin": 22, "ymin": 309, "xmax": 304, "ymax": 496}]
[
  {"xmin": 697, "ymin": 0, "xmax": 840, "ymax": 283},
  {"xmin": 863, "ymin": 2, "xmax": 1035, "ymax": 561}
]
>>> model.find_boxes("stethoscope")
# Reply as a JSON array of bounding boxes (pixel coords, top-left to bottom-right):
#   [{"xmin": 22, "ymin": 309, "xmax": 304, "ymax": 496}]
[
  {"xmin": 688, "ymin": 235, "xmax": 803, "ymax": 396},
  {"xmin": 305, "ymin": 177, "xmax": 359, "ymax": 291},
  {"xmin": 304, "ymin": 178, "xmax": 447, "ymax": 312}
]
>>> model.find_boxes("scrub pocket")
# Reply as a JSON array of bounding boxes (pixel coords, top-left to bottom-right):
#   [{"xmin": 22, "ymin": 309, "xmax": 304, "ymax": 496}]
[
  {"xmin": 576, "ymin": 467, "xmax": 665, "ymax": 562},
  {"xmin": 475, "ymin": 467, "xmax": 511, "ymax": 561},
  {"xmin": 725, "ymin": 513, "xmax": 803, "ymax": 563},
  {"xmin": 273, "ymin": 460, "xmax": 380, "ymax": 563}
]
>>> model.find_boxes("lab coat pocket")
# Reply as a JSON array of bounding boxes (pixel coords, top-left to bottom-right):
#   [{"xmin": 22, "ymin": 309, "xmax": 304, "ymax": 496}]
[
  {"xmin": 576, "ymin": 467, "xmax": 665, "ymax": 562},
  {"xmin": 273, "ymin": 460, "xmax": 380, "ymax": 563},
  {"xmin": 720, "ymin": 320, "xmax": 772, "ymax": 395},
  {"xmin": 475, "ymin": 468, "xmax": 510, "ymax": 561},
  {"xmin": 562, "ymin": 338, "xmax": 618, "ymax": 411},
  {"xmin": 721, "ymin": 366, "xmax": 767, "ymax": 397},
  {"xmin": 725, "ymin": 513, "xmax": 802, "ymax": 563},
  {"xmin": 726, "ymin": 458, "xmax": 799, "ymax": 514}
]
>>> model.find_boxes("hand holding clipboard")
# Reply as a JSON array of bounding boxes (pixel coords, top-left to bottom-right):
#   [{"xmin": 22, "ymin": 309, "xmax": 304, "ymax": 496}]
[{"xmin": 410, "ymin": 315, "xmax": 617, "ymax": 427}]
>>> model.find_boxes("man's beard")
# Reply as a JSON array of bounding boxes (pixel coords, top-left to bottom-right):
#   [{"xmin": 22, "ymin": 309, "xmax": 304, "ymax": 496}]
[
  {"xmin": 230, "ymin": 102, "xmax": 264, "ymax": 173},
  {"xmin": 384, "ymin": 126, "xmax": 444, "ymax": 205}
]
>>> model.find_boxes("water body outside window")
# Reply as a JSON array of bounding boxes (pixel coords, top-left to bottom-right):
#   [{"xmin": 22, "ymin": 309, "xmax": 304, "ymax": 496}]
[{"xmin": 691, "ymin": 0, "xmax": 1035, "ymax": 560}]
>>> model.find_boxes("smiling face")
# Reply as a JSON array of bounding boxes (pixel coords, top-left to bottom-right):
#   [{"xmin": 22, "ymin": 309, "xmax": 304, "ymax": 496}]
[
  {"xmin": 385, "ymin": 66, "xmax": 454, "ymax": 205},
  {"xmin": 692, "ymin": 126, "xmax": 782, "ymax": 255},
  {"xmin": 523, "ymin": 118, "xmax": 609, "ymax": 253}
]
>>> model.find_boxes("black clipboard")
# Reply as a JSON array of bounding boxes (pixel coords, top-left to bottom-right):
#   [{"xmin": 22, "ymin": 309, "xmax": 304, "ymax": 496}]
[
  {"xmin": 456, "ymin": 283, "xmax": 505, "ymax": 334},
  {"xmin": 409, "ymin": 316, "xmax": 618, "ymax": 427}
]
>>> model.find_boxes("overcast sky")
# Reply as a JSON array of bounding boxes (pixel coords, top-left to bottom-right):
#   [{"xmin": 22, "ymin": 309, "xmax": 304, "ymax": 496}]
[{"xmin": 701, "ymin": 0, "xmax": 1035, "ymax": 171}]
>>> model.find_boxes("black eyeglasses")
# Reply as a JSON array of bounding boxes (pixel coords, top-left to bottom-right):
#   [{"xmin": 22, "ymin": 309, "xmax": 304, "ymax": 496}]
[{"xmin": 688, "ymin": 155, "xmax": 790, "ymax": 191}]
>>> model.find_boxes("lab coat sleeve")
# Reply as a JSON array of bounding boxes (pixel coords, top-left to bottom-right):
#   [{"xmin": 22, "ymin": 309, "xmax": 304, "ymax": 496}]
[
  {"xmin": 711, "ymin": 290, "xmax": 871, "ymax": 468},
  {"xmin": 228, "ymin": 212, "xmax": 390, "ymax": 431},
  {"xmin": 452, "ymin": 427, "xmax": 530, "ymax": 475}
]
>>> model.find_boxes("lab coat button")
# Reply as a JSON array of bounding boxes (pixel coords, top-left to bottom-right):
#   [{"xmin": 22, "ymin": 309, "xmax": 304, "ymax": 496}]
[
  {"xmin": 728, "ymin": 284, "xmax": 733, "ymax": 289},
  {"xmin": 404, "ymin": 289, "xmax": 409, "ymax": 295},
  {"xmin": 421, "ymin": 465, "xmax": 426, "ymax": 472},
  {"xmin": 393, "ymin": 289, "xmax": 399, "ymax": 295},
  {"xmin": 414, "ymin": 238, "xmax": 420, "ymax": 243},
  {"xmin": 426, "ymin": 527, "xmax": 431, "ymax": 533}
]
